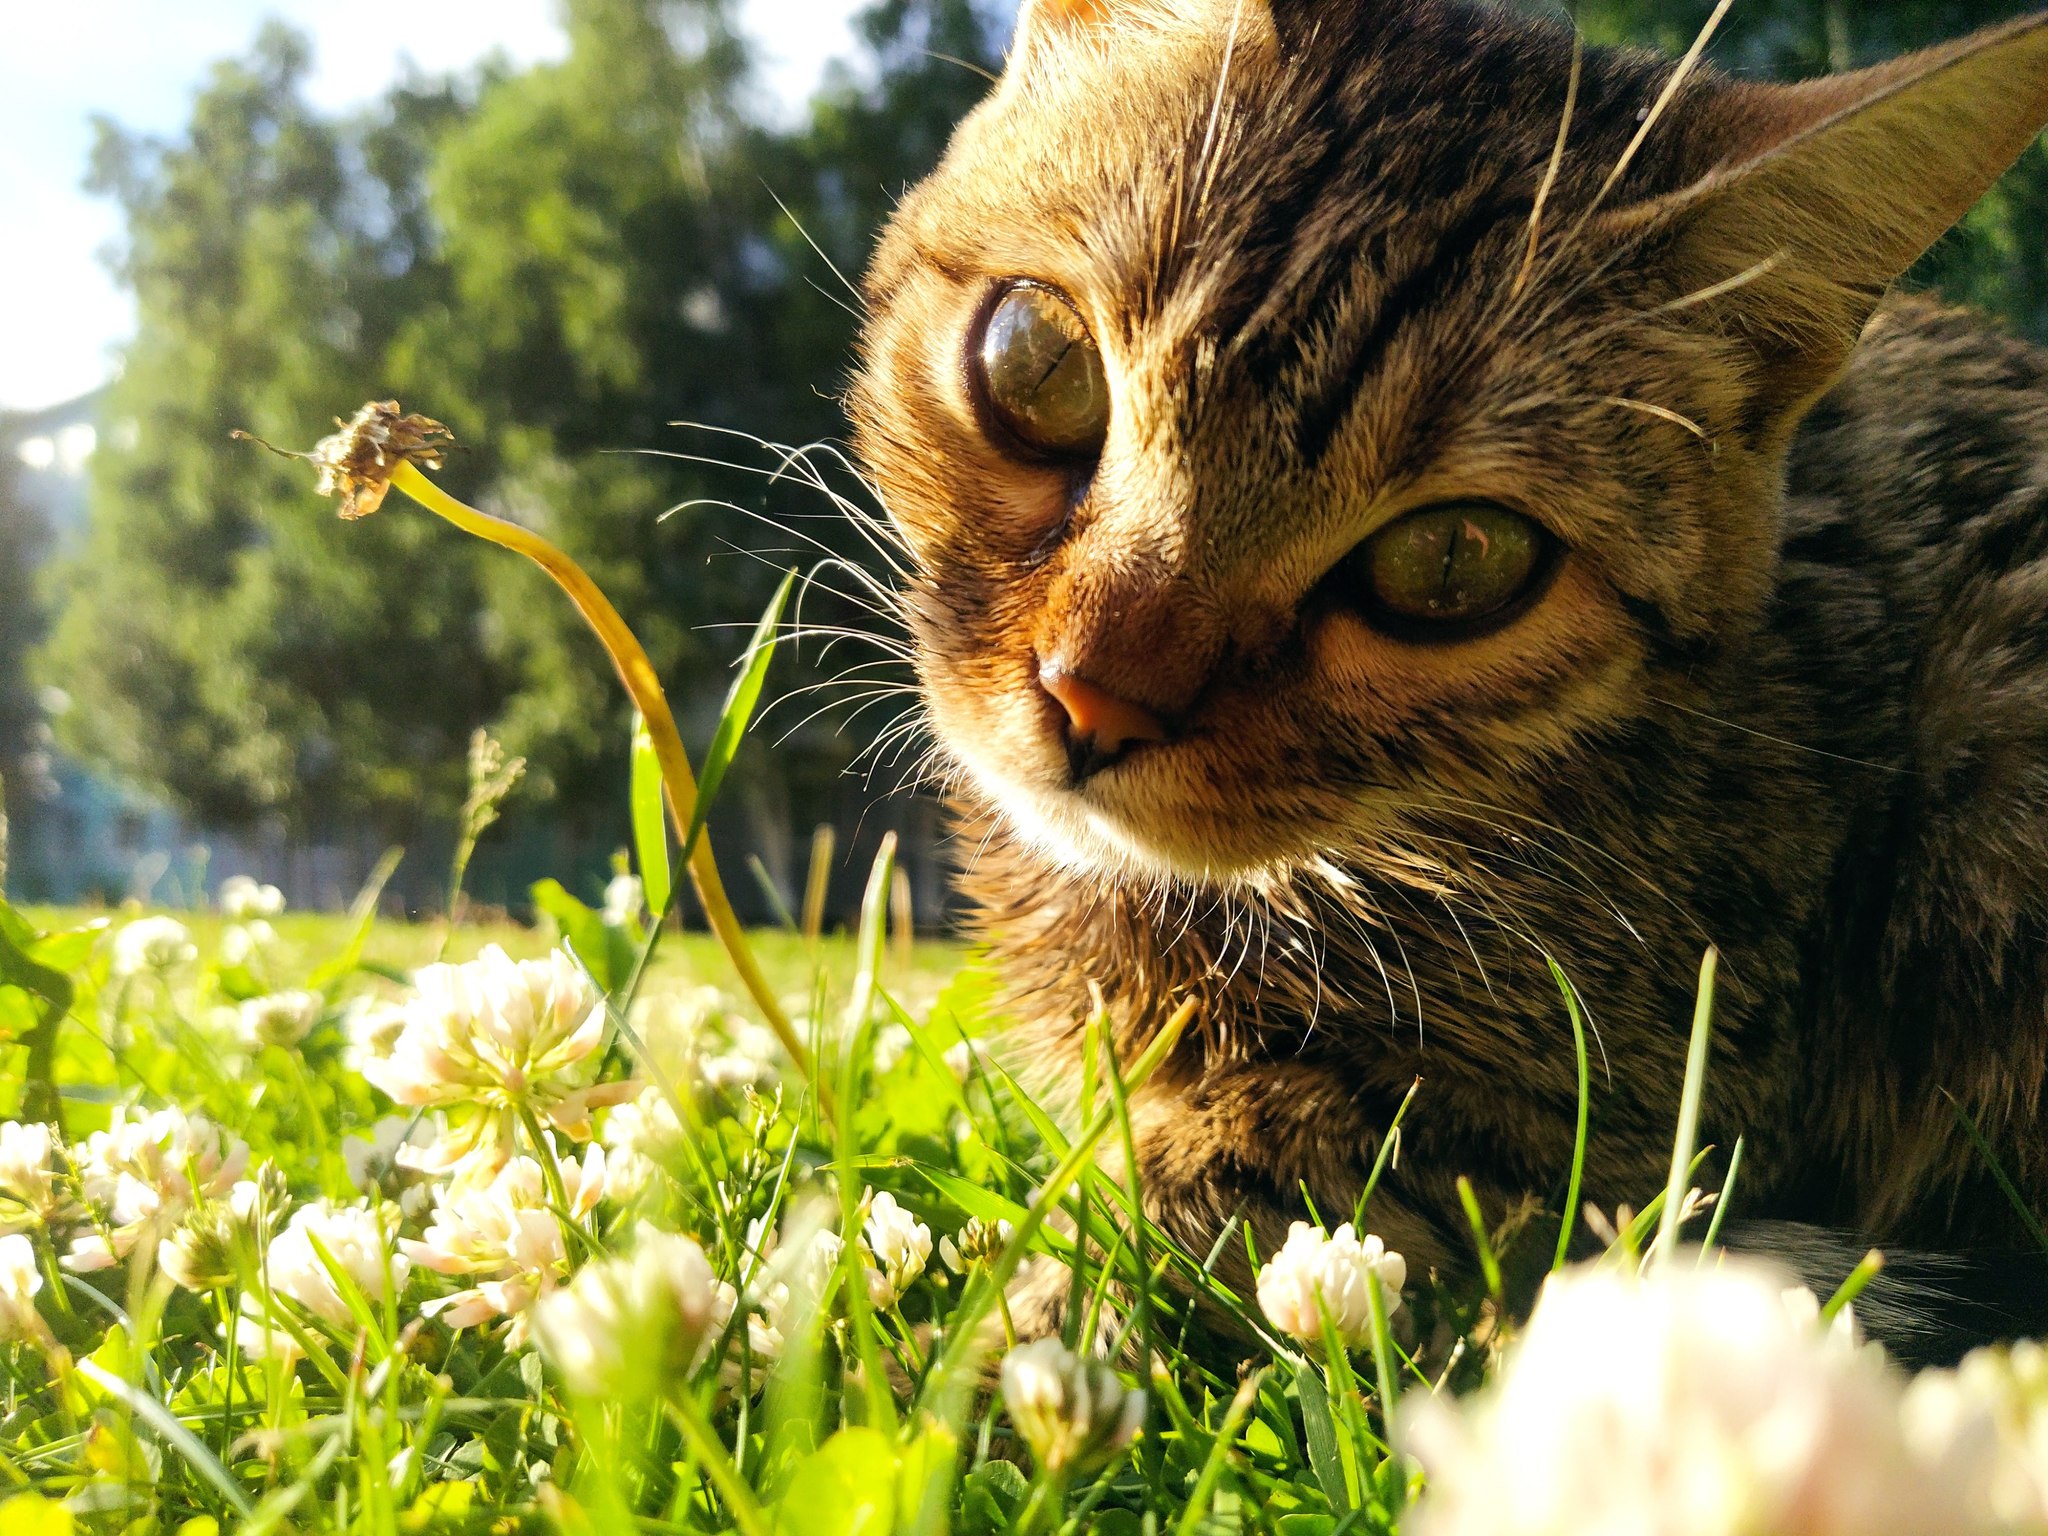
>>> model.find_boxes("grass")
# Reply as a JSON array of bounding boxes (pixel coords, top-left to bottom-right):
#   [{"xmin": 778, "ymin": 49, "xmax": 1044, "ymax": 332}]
[{"xmin": 0, "ymin": 884, "xmax": 1457, "ymax": 1534}]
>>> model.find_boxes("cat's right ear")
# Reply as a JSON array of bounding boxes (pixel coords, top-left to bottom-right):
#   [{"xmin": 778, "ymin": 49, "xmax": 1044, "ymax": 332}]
[{"xmin": 1608, "ymin": 11, "xmax": 2048, "ymax": 440}]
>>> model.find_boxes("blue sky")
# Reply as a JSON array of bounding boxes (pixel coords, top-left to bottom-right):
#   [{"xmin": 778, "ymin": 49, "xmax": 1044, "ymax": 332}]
[{"xmin": 1, "ymin": 0, "xmax": 876, "ymax": 412}]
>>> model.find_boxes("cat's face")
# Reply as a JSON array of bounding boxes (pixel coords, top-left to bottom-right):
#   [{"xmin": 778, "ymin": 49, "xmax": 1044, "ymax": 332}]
[{"xmin": 848, "ymin": 0, "xmax": 2029, "ymax": 886}]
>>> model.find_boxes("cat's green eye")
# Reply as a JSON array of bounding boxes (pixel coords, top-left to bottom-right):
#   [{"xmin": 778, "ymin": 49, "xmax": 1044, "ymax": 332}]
[
  {"xmin": 975, "ymin": 282, "xmax": 1110, "ymax": 459},
  {"xmin": 1357, "ymin": 503, "xmax": 1549, "ymax": 629}
]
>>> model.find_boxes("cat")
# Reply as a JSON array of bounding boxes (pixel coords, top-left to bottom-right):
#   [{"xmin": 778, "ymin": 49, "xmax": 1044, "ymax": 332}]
[{"xmin": 847, "ymin": 0, "xmax": 2048, "ymax": 1361}]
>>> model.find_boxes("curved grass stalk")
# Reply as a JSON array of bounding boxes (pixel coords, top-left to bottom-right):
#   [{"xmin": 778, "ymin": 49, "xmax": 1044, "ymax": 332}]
[{"xmin": 383, "ymin": 460, "xmax": 813, "ymax": 1085}]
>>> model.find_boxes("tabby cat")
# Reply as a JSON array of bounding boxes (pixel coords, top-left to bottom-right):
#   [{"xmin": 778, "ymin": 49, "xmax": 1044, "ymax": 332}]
[{"xmin": 848, "ymin": 0, "xmax": 2048, "ymax": 1358}]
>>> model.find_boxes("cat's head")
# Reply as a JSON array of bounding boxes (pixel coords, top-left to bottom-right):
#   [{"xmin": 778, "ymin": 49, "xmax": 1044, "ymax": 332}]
[{"xmin": 850, "ymin": 0, "xmax": 2048, "ymax": 886}]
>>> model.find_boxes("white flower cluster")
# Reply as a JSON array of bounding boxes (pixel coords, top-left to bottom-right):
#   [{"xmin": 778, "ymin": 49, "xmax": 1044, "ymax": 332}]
[
  {"xmin": 401, "ymin": 1147, "xmax": 606, "ymax": 1344},
  {"xmin": 219, "ymin": 875, "xmax": 286, "ymax": 921},
  {"xmin": 235, "ymin": 1199, "xmax": 410, "ymax": 1360},
  {"xmin": 112, "ymin": 916, "xmax": 197, "ymax": 978},
  {"xmin": 0, "ymin": 1233, "xmax": 50, "ymax": 1347},
  {"xmin": 360, "ymin": 945, "xmax": 637, "ymax": 1179},
  {"xmin": 1256, "ymin": 1221, "xmax": 1407, "ymax": 1350},
  {"xmin": 1403, "ymin": 1257, "xmax": 2048, "ymax": 1536},
  {"xmin": 65, "ymin": 1106, "xmax": 250, "ymax": 1272}
]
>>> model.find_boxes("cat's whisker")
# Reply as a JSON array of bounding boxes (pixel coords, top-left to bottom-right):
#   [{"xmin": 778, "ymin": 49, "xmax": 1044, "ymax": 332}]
[
  {"xmin": 1645, "ymin": 695, "xmax": 1911, "ymax": 775},
  {"xmin": 765, "ymin": 186, "xmax": 868, "ymax": 310}
]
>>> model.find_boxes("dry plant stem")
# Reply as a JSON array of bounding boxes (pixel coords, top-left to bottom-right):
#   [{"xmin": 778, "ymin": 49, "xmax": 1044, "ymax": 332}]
[{"xmin": 386, "ymin": 461, "xmax": 816, "ymax": 1087}]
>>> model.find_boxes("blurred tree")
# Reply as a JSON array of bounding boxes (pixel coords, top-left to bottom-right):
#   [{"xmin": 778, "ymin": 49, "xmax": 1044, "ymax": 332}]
[
  {"xmin": 0, "ymin": 435, "xmax": 45, "ymax": 873},
  {"xmin": 1557, "ymin": 0, "xmax": 2048, "ymax": 340},
  {"xmin": 42, "ymin": 27, "xmax": 510, "ymax": 841}
]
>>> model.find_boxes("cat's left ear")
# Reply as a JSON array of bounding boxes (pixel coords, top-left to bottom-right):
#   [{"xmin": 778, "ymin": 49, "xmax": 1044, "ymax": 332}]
[{"xmin": 1612, "ymin": 12, "xmax": 2048, "ymax": 434}]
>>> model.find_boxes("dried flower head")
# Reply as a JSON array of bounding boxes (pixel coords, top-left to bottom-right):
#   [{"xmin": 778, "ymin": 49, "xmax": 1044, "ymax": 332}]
[
  {"xmin": 1000, "ymin": 1338, "xmax": 1146, "ymax": 1476},
  {"xmin": 239, "ymin": 401, "xmax": 455, "ymax": 521}
]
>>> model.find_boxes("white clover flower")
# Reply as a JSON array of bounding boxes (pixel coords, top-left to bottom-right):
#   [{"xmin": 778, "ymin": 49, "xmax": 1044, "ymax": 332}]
[
  {"xmin": 341, "ymin": 1116, "xmax": 437, "ymax": 1218},
  {"xmin": 361, "ymin": 945, "xmax": 637, "ymax": 1178},
  {"xmin": 602, "ymin": 873, "xmax": 645, "ymax": 929},
  {"xmin": 65, "ymin": 1107, "xmax": 249, "ymax": 1271},
  {"xmin": 940, "ymin": 1217, "xmax": 1014, "ymax": 1274},
  {"xmin": 259, "ymin": 1200, "xmax": 409, "ymax": 1328},
  {"xmin": 401, "ymin": 1147, "xmax": 605, "ymax": 1343},
  {"xmin": 1000, "ymin": 1338, "xmax": 1146, "ymax": 1476},
  {"xmin": 112, "ymin": 916, "xmax": 196, "ymax": 977},
  {"xmin": 236, "ymin": 990, "xmax": 323, "ymax": 1050},
  {"xmin": 872, "ymin": 1025, "xmax": 913, "ymax": 1074},
  {"xmin": 732, "ymin": 1211, "xmax": 847, "ymax": 1360},
  {"xmin": 1901, "ymin": 1341, "xmax": 2048, "ymax": 1530},
  {"xmin": 532, "ymin": 1227, "xmax": 733, "ymax": 1398},
  {"xmin": 1401, "ymin": 1258, "xmax": 1978, "ymax": 1536},
  {"xmin": 622, "ymin": 987, "xmax": 725, "ymax": 1082},
  {"xmin": 601, "ymin": 1086, "xmax": 686, "ymax": 1198},
  {"xmin": 219, "ymin": 875, "xmax": 285, "ymax": 921},
  {"xmin": 0, "ymin": 1233, "xmax": 49, "ymax": 1346},
  {"xmin": 1256, "ymin": 1222, "xmax": 1406, "ymax": 1350},
  {"xmin": 0, "ymin": 1121, "xmax": 77, "ymax": 1233},
  {"xmin": 220, "ymin": 920, "xmax": 278, "ymax": 969},
  {"xmin": 859, "ymin": 1191, "xmax": 931, "ymax": 1309}
]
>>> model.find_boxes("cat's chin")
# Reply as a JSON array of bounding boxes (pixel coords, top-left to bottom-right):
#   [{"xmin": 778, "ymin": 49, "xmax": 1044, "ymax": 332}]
[{"xmin": 956, "ymin": 748, "xmax": 1326, "ymax": 890}]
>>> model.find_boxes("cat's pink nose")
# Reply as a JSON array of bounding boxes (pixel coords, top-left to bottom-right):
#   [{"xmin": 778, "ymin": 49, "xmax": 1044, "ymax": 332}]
[{"xmin": 1038, "ymin": 660, "xmax": 1169, "ymax": 782}]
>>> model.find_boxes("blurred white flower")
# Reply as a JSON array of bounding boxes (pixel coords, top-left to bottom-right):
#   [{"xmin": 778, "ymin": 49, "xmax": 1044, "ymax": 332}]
[
  {"xmin": 860, "ymin": 1191, "xmax": 931, "ymax": 1309},
  {"xmin": 602, "ymin": 873, "xmax": 645, "ymax": 929},
  {"xmin": 342, "ymin": 997, "xmax": 408, "ymax": 1073},
  {"xmin": 219, "ymin": 875, "xmax": 286, "ymax": 921},
  {"xmin": 220, "ymin": 920, "xmax": 278, "ymax": 970},
  {"xmin": 112, "ymin": 916, "xmax": 196, "ymax": 978},
  {"xmin": 872, "ymin": 1025, "xmax": 913, "ymax": 1074},
  {"xmin": 1401, "ymin": 1258, "xmax": 1980, "ymax": 1536},
  {"xmin": 0, "ymin": 1121, "xmax": 77, "ymax": 1233},
  {"xmin": 1901, "ymin": 1341, "xmax": 2048, "ymax": 1530},
  {"xmin": 65, "ymin": 1107, "xmax": 249, "ymax": 1271},
  {"xmin": 735, "ymin": 1210, "xmax": 844, "ymax": 1360},
  {"xmin": 342, "ymin": 1116, "xmax": 437, "ymax": 1217},
  {"xmin": 939, "ymin": 1217, "xmax": 1014, "ymax": 1274},
  {"xmin": 622, "ymin": 987, "xmax": 725, "ymax": 1083},
  {"xmin": 942, "ymin": 1038, "xmax": 985, "ymax": 1084},
  {"xmin": 236, "ymin": 990, "xmax": 323, "ymax": 1050},
  {"xmin": 158, "ymin": 1165, "xmax": 287, "ymax": 1293},
  {"xmin": 361, "ymin": 945, "xmax": 637, "ymax": 1177},
  {"xmin": 1256, "ymin": 1222, "xmax": 1406, "ymax": 1350},
  {"xmin": 0, "ymin": 1233, "xmax": 48, "ymax": 1345},
  {"xmin": 532, "ymin": 1227, "xmax": 733, "ymax": 1398},
  {"xmin": 601, "ymin": 1086, "xmax": 685, "ymax": 1198},
  {"xmin": 268, "ymin": 1200, "xmax": 409, "ymax": 1326},
  {"xmin": 1000, "ymin": 1338, "xmax": 1146, "ymax": 1476},
  {"xmin": 401, "ymin": 1147, "xmax": 604, "ymax": 1343}
]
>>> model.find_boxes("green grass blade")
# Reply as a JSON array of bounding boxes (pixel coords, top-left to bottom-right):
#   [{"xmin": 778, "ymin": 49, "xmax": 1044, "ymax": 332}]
[
  {"xmin": 682, "ymin": 568, "xmax": 797, "ymax": 863},
  {"xmin": 1656, "ymin": 946, "xmax": 1719, "ymax": 1264},
  {"xmin": 1547, "ymin": 956, "xmax": 1592, "ymax": 1271},
  {"xmin": 630, "ymin": 712, "xmax": 673, "ymax": 919},
  {"xmin": 1946, "ymin": 1091, "xmax": 2048, "ymax": 1259},
  {"xmin": 75, "ymin": 1357, "xmax": 256, "ymax": 1517},
  {"xmin": 1699, "ymin": 1134, "xmax": 1745, "ymax": 1255}
]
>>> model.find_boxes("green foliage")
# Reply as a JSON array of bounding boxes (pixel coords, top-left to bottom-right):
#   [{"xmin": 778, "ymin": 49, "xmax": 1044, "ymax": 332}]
[
  {"xmin": 1556, "ymin": 0, "xmax": 2048, "ymax": 341},
  {"xmin": 44, "ymin": 1, "xmax": 1004, "ymax": 849},
  {"xmin": 43, "ymin": 27, "xmax": 505, "ymax": 837}
]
